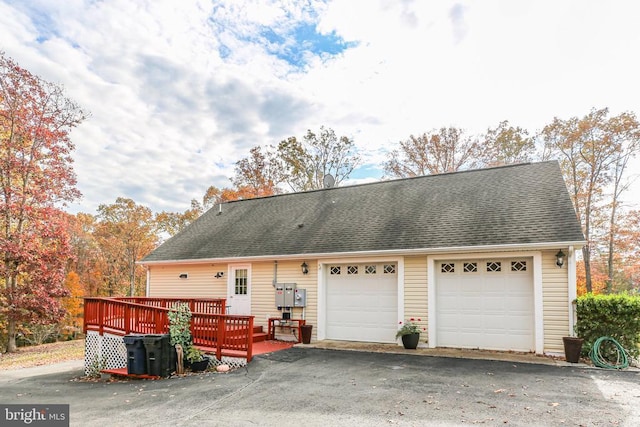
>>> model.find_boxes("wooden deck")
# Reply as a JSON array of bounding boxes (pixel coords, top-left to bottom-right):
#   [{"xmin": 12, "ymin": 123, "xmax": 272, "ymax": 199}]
[{"xmin": 84, "ymin": 297, "xmax": 261, "ymax": 362}]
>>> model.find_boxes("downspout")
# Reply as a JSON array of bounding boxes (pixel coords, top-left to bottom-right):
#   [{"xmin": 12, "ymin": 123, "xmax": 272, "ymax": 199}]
[
  {"xmin": 145, "ymin": 266, "xmax": 150, "ymax": 297},
  {"xmin": 567, "ymin": 246, "xmax": 577, "ymax": 336},
  {"xmin": 272, "ymin": 260, "xmax": 278, "ymax": 287}
]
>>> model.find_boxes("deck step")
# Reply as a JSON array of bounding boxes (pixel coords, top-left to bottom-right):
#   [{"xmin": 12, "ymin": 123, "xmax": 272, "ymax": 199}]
[
  {"xmin": 101, "ymin": 368, "xmax": 161, "ymax": 380},
  {"xmin": 253, "ymin": 332, "xmax": 268, "ymax": 343}
]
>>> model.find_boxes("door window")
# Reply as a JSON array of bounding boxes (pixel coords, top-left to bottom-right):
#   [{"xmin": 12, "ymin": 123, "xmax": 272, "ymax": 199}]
[{"xmin": 235, "ymin": 268, "xmax": 248, "ymax": 295}]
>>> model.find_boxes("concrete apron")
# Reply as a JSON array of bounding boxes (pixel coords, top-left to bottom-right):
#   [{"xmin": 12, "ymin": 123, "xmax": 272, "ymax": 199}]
[{"xmin": 297, "ymin": 340, "xmax": 584, "ymax": 367}]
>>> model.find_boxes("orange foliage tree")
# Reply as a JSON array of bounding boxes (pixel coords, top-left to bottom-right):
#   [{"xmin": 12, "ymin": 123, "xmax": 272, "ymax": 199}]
[
  {"xmin": 0, "ymin": 53, "xmax": 86, "ymax": 352},
  {"xmin": 61, "ymin": 271, "xmax": 85, "ymax": 337},
  {"xmin": 95, "ymin": 198, "xmax": 157, "ymax": 296},
  {"xmin": 576, "ymin": 260, "xmax": 608, "ymax": 296}
]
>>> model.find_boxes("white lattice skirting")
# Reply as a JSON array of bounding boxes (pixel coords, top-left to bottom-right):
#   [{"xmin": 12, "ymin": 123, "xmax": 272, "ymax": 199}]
[
  {"xmin": 208, "ymin": 356, "xmax": 247, "ymax": 370},
  {"xmin": 84, "ymin": 331, "xmax": 247, "ymax": 375},
  {"xmin": 84, "ymin": 331, "xmax": 127, "ymax": 375}
]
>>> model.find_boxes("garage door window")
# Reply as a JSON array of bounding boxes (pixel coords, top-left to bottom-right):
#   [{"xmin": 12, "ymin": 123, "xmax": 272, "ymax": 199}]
[
  {"xmin": 486, "ymin": 261, "xmax": 502, "ymax": 272},
  {"xmin": 330, "ymin": 266, "xmax": 341, "ymax": 275},
  {"xmin": 463, "ymin": 262, "xmax": 477, "ymax": 273},
  {"xmin": 383, "ymin": 264, "xmax": 396, "ymax": 274},
  {"xmin": 441, "ymin": 263, "xmax": 455, "ymax": 273},
  {"xmin": 347, "ymin": 266, "xmax": 358, "ymax": 274},
  {"xmin": 365, "ymin": 265, "xmax": 376, "ymax": 274},
  {"xmin": 511, "ymin": 261, "xmax": 527, "ymax": 271}
]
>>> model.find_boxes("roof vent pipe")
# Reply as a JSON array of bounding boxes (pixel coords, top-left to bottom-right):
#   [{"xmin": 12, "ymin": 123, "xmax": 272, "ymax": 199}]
[{"xmin": 217, "ymin": 203, "xmax": 222, "ymax": 215}]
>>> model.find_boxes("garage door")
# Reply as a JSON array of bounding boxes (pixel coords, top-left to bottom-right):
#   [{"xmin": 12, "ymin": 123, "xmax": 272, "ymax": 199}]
[
  {"xmin": 326, "ymin": 263, "xmax": 398, "ymax": 343},
  {"xmin": 436, "ymin": 258, "xmax": 534, "ymax": 352}
]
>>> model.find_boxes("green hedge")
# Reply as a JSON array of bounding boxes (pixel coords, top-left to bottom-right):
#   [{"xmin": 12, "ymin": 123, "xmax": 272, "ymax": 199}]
[{"xmin": 575, "ymin": 293, "xmax": 640, "ymax": 358}]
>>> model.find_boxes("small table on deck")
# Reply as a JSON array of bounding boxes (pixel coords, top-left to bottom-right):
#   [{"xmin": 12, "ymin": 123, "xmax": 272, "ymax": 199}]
[{"xmin": 268, "ymin": 318, "xmax": 306, "ymax": 343}]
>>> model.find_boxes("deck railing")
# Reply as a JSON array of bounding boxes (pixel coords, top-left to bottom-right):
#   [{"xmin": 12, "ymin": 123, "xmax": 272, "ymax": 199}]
[
  {"xmin": 83, "ymin": 297, "xmax": 253, "ymax": 362},
  {"xmin": 113, "ymin": 297, "xmax": 226, "ymax": 315}
]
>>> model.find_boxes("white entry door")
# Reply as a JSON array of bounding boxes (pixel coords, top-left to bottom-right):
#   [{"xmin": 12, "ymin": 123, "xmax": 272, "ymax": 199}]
[{"xmin": 227, "ymin": 265, "xmax": 251, "ymax": 315}]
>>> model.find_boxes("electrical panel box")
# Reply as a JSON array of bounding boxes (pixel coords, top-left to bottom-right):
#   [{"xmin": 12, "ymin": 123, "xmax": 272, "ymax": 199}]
[
  {"xmin": 275, "ymin": 283, "xmax": 297, "ymax": 308},
  {"xmin": 293, "ymin": 288, "xmax": 306, "ymax": 307},
  {"xmin": 275, "ymin": 283, "xmax": 285, "ymax": 308},
  {"xmin": 284, "ymin": 283, "xmax": 296, "ymax": 307}
]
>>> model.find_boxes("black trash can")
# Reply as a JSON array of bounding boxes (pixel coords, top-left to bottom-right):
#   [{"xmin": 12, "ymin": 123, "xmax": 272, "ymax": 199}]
[
  {"xmin": 123, "ymin": 335, "xmax": 147, "ymax": 375},
  {"xmin": 143, "ymin": 334, "xmax": 175, "ymax": 377}
]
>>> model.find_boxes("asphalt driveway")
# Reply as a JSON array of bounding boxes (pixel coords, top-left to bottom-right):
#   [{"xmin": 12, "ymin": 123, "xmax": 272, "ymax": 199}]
[{"xmin": 1, "ymin": 347, "xmax": 639, "ymax": 426}]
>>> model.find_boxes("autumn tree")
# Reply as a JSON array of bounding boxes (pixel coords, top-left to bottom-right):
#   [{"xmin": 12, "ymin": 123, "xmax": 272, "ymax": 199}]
[
  {"xmin": 575, "ymin": 259, "xmax": 608, "ymax": 296},
  {"xmin": 155, "ymin": 200, "xmax": 202, "ymax": 238},
  {"xmin": 615, "ymin": 210, "xmax": 640, "ymax": 292},
  {"xmin": 95, "ymin": 198, "xmax": 157, "ymax": 296},
  {"xmin": 66, "ymin": 213, "xmax": 104, "ymax": 296},
  {"xmin": 61, "ymin": 271, "xmax": 84, "ymax": 338},
  {"xmin": 0, "ymin": 53, "xmax": 86, "ymax": 352},
  {"xmin": 541, "ymin": 108, "xmax": 640, "ymax": 293},
  {"xmin": 155, "ymin": 184, "xmax": 247, "ymax": 238},
  {"xmin": 384, "ymin": 127, "xmax": 484, "ymax": 178},
  {"xmin": 602, "ymin": 113, "xmax": 640, "ymax": 292},
  {"xmin": 483, "ymin": 121, "xmax": 538, "ymax": 166},
  {"xmin": 275, "ymin": 126, "xmax": 360, "ymax": 191},
  {"xmin": 231, "ymin": 146, "xmax": 281, "ymax": 197}
]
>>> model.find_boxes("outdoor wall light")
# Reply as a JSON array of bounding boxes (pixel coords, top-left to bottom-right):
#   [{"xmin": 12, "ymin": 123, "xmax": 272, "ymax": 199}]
[
  {"xmin": 214, "ymin": 272, "xmax": 224, "ymax": 278},
  {"xmin": 301, "ymin": 262, "xmax": 309, "ymax": 275},
  {"xmin": 555, "ymin": 250, "xmax": 566, "ymax": 268},
  {"xmin": 178, "ymin": 273, "xmax": 188, "ymax": 279}
]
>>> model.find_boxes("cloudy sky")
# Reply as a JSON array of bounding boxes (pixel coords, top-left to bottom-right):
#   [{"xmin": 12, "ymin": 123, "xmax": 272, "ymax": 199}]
[{"xmin": 1, "ymin": 0, "xmax": 640, "ymax": 215}]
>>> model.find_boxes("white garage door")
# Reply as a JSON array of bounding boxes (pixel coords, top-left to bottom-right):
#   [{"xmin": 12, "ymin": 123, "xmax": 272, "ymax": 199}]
[
  {"xmin": 436, "ymin": 258, "xmax": 534, "ymax": 352},
  {"xmin": 326, "ymin": 263, "xmax": 398, "ymax": 343}
]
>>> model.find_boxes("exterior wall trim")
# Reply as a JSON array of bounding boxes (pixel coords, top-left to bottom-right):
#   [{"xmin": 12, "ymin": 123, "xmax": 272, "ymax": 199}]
[{"xmin": 138, "ymin": 241, "xmax": 585, "ymax": 266}]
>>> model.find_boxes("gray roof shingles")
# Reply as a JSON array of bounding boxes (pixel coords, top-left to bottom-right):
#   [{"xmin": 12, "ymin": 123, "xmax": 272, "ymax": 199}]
[{"xmin": 142, "ymin": 161, "xmax": 585, "ymax": 262}]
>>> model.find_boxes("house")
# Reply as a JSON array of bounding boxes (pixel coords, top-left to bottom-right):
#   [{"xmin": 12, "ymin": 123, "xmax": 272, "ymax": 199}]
[{"xmin": 140, "ymin": 161, "xmax": 585, "ymax": 355}]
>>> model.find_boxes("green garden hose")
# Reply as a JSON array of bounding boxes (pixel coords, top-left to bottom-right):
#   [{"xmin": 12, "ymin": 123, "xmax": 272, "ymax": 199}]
[{"xmin": 589, "ymin": 336, "xmax": 629, "ymax": 369}]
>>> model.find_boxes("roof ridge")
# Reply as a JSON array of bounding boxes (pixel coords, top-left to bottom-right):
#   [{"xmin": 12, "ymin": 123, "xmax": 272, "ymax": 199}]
[{"xmin": 220, "ymin": 161, "xmax": 546, "ymax": 206}]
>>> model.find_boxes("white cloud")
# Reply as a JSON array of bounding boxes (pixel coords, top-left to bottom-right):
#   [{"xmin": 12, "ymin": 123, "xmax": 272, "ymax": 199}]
[{"xmin": 1, "ymin": 0, "xmax": 640, "ymax": 214}]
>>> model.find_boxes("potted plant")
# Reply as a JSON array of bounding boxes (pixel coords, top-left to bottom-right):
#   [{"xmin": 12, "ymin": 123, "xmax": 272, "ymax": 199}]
[
  {"xmin": 396, "ymin": 318, "xmax": 424, "ymax": 349},
  {"xmin": 168, "ymin": 302, "xmax": 193, "ymax": 374},
  {"xmin": 185, "ymin": 345, "xmax": 209, "ymax": 372},
  {"xmin": 562, "ymin": 299, "xmax": 584, "ymax": 363}
]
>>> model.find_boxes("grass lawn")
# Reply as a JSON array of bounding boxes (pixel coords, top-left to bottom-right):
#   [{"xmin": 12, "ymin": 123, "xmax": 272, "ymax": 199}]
[{"xmin": 0, "ymin": 339, "xmax": 84, "ymax": 370}]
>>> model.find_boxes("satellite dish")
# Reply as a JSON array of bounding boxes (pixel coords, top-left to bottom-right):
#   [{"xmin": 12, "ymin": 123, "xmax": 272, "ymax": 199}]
[{"xmin": 323, "ymin": 174, "xmax": 335, "ymax": 188}]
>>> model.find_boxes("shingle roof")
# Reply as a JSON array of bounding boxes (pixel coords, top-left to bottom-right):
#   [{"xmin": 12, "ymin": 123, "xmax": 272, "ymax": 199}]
[{"xmin": 142, "ymin": 161, "xmax": 585, "ymax": 263}]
